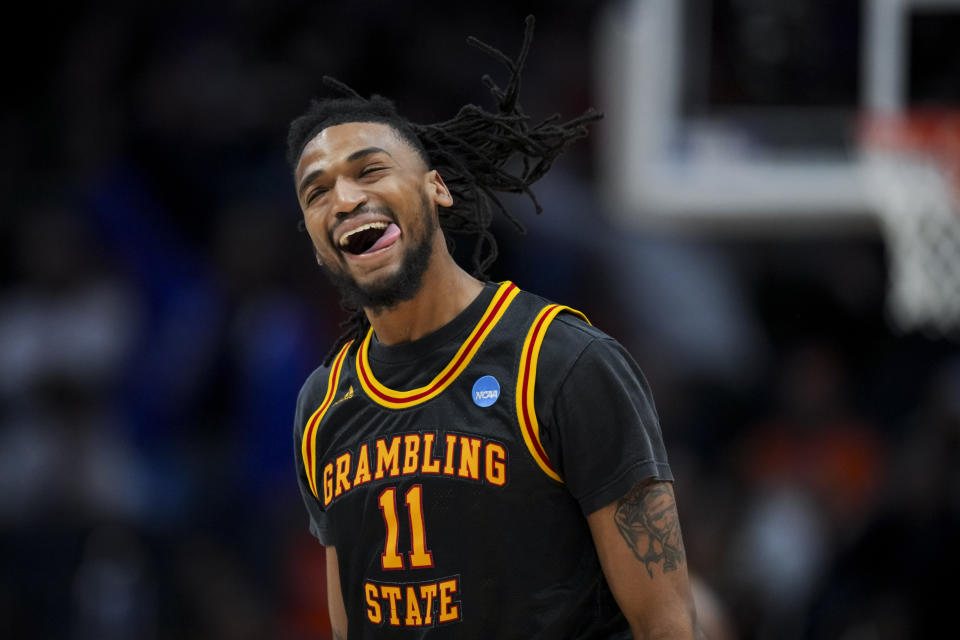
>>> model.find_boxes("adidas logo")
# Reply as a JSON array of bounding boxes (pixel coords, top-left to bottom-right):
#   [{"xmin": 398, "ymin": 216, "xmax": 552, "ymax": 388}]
[{"xmin": 332, "ymin": 385, "xmax": 354, "ymax": 408}]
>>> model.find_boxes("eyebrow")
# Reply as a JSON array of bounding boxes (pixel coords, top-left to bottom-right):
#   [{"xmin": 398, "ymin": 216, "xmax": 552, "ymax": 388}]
[
  {"xmin": 348, "ymin": 146, "xmax": 391, "ymax": 163},
  {"xmin": 297, "ymin": 146, "xmax": 392, "ymax": 199}
]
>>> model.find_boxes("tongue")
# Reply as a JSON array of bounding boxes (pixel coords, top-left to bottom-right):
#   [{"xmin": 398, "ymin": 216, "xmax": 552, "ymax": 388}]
[{"xmin": 364, "ymin": 223, "xmax": 401, "ymax": 254}]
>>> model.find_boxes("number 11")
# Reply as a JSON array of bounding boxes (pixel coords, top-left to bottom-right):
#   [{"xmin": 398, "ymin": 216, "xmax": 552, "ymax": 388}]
[{"xmin": 378, "ymin": 485, "xmax": 434, "ymax": 570}]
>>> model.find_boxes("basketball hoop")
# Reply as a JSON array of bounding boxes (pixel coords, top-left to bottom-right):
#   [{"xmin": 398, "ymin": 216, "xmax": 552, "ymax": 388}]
[{"xmin": 860, "ymin": 109, "xmax": 960, "ymax": 338}]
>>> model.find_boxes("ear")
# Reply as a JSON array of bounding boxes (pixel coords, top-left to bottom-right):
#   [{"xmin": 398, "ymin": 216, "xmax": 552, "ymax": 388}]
[{"xmin": 426, "ymin": 170, "xmax": 454, "ymax": 208}]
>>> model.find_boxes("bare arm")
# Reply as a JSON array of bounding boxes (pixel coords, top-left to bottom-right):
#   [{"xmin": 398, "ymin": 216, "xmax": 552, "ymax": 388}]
[
  {"xmin": 325, "ymin": 546, "xmax": 348, "ymax": 640},
  {"xmin": 587, "ymin": 479, "xmax": 702, "ymax": 639}
]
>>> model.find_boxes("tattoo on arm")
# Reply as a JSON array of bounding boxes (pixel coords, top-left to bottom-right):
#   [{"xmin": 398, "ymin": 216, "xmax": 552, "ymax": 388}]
[
  {"xmin": 614, "ymin": 479, "xmax": 686, "ymax": 578},
  {"xmin": 333, "ymin": 632, "xmax": 346, "ymax": 640}
]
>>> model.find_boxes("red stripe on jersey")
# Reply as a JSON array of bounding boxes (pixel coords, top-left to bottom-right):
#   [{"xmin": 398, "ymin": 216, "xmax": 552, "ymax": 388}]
[{"xmin": 359, "ymin": 282, "xmax": 517, "ymax": 405}]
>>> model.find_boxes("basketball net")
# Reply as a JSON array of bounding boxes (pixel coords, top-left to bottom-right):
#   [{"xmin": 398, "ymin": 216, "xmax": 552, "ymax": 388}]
[{"xmin": 860, "ymin": 110, "xmax": 960, "ymax": 338}]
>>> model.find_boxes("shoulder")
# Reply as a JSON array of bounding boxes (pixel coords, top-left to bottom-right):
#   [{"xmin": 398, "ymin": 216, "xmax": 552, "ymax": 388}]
[
  {"xmin": 513, "ymin": 287, "xmax": 608, "ymax": 344},
  {"xmin": 294, "ymin": 360, "xmax": 337, "ymax": 434},
  {"xmin": 514, "ymin": 288, "xmax": 639, "ymax": 389},
  {"xmin": 298, "ymin": 363, "xmax": 330, "ymax": 400},
  {"xmin": 533, "ymin": 299, "xmax": 626, "ymax": 375},
  {"xmin": 298, "ymin": 340, "xmax": 358, "ymax": 403},
  {"xmin": 546, "ymin": 309, "xmax": 614, "ymax": 348}
]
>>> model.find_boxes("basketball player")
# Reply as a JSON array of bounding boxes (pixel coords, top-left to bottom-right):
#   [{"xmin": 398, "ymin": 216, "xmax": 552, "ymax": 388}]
[{"xmin": 290, "ymin": 18, "xmax": 700, "ymax": 639}]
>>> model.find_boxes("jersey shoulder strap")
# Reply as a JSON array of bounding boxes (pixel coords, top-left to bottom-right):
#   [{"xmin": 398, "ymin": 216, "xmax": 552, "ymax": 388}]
[
  {"xmin": 515, "ymin": 303, "xmax": 590, "ymax": 483},
  {"xmin": 300, "ymin": 340, "xmax": 353, "ymax": 499}
]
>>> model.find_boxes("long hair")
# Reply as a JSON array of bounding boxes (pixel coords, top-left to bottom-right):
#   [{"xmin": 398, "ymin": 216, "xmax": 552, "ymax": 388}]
[{"xmin": 286, "ymin": 16, "xmax": 602, "ymax": 364}]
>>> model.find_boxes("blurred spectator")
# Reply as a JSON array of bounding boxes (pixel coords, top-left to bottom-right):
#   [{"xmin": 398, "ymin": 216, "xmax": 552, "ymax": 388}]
[
  {"xmin": 728, "ymin": 342, "xmax": 886, "ymax": 639},
  {"xmin": 805, "ymin": 355, "xmax": 960, "ymax": 638},
  {"xmin": 739, "ymin": 344, "xmax": 886, "ymax": 532},
  {"xmin": 0, "ymin": 204, "xmax": 146, "ymax": 525},
  {"xmin": 71, "ymin": 525, "xmax": 158, "ymax": 640}
]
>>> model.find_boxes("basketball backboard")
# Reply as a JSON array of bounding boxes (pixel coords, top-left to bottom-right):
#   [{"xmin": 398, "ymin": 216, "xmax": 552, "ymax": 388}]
[{"xmin": 598, "ymin": 0, "xmax": 960, "ymax": 229}]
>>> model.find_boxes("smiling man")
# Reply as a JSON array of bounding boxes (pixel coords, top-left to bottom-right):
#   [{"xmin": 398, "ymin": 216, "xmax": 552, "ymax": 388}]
[
  {"xmin": 296, "ymin": 120, "xmax": 476, "ymax": 340},
  {"xmin": 289, "ymin": 19, "xmax": 701, "ymax": 640}
]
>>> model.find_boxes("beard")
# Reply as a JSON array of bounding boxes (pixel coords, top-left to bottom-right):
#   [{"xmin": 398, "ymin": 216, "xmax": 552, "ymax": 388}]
[{"xmin": 322, "ymin": 194, "xmax": 438, "ymax": 314}]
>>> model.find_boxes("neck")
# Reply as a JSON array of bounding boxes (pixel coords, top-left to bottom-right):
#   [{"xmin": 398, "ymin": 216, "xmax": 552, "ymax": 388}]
[{"xmin": 365, "ymin": 235, "xmax": 484, "ymax": 346}]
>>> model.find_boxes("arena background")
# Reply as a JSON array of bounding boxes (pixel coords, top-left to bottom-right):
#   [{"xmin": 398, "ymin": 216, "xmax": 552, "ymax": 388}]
[{"xmin": 2, "ymin": 1, "xmax": 958, "ymax": 638}]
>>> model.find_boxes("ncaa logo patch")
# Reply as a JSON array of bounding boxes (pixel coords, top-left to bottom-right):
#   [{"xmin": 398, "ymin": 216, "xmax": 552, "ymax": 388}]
[{"xmin": 472, "ymin": 375, "xmax": 500, "ymax": 407}]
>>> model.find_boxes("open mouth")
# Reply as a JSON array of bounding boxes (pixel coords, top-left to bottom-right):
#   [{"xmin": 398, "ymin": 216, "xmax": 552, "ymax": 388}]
[{"xmin": 338, "ymin": 222, "xmax": 400, "ymax": 255}]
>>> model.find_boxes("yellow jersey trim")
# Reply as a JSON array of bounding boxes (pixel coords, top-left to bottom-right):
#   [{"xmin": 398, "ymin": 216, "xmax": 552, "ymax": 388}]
[
  {"xmin": 516, "ymin": 304, "xmax": 590, "ymax": 482},
  {"xmin": 301, "ymin": 341, "xmax": 352, "ymax": 499},
  {"xmin": 356, "ymin": 281, "xmax": 520, "ymax": 409}
]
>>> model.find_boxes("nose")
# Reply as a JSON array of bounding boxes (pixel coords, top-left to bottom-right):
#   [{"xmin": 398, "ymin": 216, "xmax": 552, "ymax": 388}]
[{"xmin": 331, "ymin": 176, "xmax": 367, "ymax": 218}]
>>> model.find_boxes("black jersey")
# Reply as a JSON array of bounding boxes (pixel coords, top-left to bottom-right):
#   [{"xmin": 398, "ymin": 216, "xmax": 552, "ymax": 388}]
[{"xmin": 293, "ymin": 282, "xmax": 672, "ymax": 639}]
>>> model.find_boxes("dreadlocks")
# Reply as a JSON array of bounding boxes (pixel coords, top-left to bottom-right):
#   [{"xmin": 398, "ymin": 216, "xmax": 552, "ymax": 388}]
[{"xmin": 287, "ymin": 16, "xmax": 602, "ymax": 364}]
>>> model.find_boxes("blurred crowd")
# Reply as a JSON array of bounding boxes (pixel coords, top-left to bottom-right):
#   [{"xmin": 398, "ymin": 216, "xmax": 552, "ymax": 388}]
[{"xmin": 2, "ymin": 1, "xmax": 958, "ymax": 638}]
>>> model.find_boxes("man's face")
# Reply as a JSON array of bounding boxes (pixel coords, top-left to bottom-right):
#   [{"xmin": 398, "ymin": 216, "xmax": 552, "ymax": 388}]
[{"xmin": 294, "ymin": 121, "xmax": 451, "ymax": 311}]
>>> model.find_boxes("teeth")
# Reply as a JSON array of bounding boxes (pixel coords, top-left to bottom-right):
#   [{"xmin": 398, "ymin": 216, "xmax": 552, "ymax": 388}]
[{"xmin": 338, "ymin": 222, "xmax": 388, "ymax": 247}]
